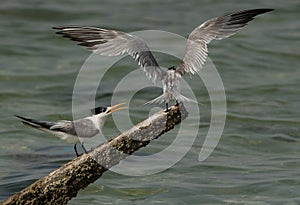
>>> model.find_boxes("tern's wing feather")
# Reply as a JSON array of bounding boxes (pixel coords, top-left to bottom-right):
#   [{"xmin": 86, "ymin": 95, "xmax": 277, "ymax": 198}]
[
  {"xmin": 53, "ymin": 26, "xmax": 166, "ymax": 83},
  {"xmin": 50, "ymin": 119, "xmax": 99, "ymax": 138},
  {"xmin": 50, "ymin": 120, "xmax": 75, "ymax": 135},
  {"xmin": 177, "ymin": 9, "xmax": 273, "ymax": 75},
  {"xmin": 15, "ymin": 115, "xmax": 55, "ymax": 129}
]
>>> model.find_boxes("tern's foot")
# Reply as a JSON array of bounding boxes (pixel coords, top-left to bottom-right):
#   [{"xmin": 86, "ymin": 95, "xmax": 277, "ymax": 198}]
[
  {"xmin": 74, "ymin": 144, "xmax": 81, "ymax": 157},
  {"xmin": 74, "ymin": 143, "xmax": 89, "ymax": 157},
  {"xmin": 81, "ymin": 143, "xmax": 88, "ymax": 154},
  {"xmin": 164, "ymin": 103, "xmax": 170, "ymax": 112}
]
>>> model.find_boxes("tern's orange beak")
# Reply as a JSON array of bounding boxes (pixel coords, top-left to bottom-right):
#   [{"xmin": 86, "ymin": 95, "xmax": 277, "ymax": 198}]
[{"xmin": 107, "ymin": 102, "xmax": 126, "ymax": 114}]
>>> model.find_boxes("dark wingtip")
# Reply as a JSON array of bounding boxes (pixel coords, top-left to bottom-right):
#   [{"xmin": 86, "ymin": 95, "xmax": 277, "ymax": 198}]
[
  {"xmin": 254, "ymin": 8, "xmax": 274, "ymax": 14},
  {"xmin": 53, "ymin": 26, "xmax": 70, "ymax": 31},
  {"xmin": 55, "ymin": 30, "xmax": 64, "ymax": 35},
  {"xmin": 243, "ymin": 8, "xmax": 274, "ymax": 15},
  {"xmin": 226, "ymin": 8, "xmax": 274, "ymax": 25},
  {"xmin": 229, "ymin": 8, "xmax": 274, "ymax": 17},
  {"xmin": 254, "ymin": 8, "xmax": 274, "ymax": 11},
  {"xmin": 15, "ymin": 115, "xmax": 36, "ymax": 127},
  {"xmin": 15, "ymin": 115, "xmax": 36, "ymax": 124},
  {"xmin": 15, "ymin": 115, "xmax": 26, "ymax": 120}
]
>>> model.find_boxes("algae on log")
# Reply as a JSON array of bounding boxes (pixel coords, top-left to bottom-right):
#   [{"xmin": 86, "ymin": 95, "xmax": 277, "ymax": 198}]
[{"xmin": 2, "ymin": 104, "xmax": 188, "ymax": 205}]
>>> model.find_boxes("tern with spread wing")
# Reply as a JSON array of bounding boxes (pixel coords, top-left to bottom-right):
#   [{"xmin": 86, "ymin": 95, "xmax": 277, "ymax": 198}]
[
  {"xmin": 54, "ymin": 9, "xmax": 273, "ymax": 110},
  {"xmin": 15, "ymin": 103, "xmax": 125, "ymax": 156}
]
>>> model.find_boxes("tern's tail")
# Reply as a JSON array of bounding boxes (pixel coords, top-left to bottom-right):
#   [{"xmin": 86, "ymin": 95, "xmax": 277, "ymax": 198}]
[
  {"xmin": 144, "ymin": 94, "xmax": 198, "ymax": 105},
  {"xmin": 176, "ymin": 94, "xmax": 198, "ymax": 104},
  {"xmin": 144, "ymin": 94, "xmax": 165, "ymax": 105},
  {"xmin": 15, "ymin": 115, "xmax": 55, "ymax": 130}
]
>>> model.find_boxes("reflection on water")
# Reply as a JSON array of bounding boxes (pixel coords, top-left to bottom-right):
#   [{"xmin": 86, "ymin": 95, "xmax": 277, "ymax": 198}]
[{"xmin": 1, "ymin": 0, "xmax": 300, "ymax": 204}]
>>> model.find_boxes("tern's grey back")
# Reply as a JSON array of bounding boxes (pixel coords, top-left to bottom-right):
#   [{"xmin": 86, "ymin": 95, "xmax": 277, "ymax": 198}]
[{"xmin": 50, "ymin": 118, "xmax": 100, "ymax": 138}]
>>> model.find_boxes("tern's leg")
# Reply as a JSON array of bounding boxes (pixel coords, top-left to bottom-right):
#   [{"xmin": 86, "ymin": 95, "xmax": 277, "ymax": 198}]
[
  {"xmin": 175, "ymin": 100, "xmax": 179, "ymax": 106},
  {"xmin": 165, "ymin": 103, "xmax": 170, "ymax": 112},
  {"xmin": 74, "ymin": 144, "xmax": 80, "ymax": 157},
  {"xmin": 81, "ymin": 142, "xmax": 88, "ymax": 154}
]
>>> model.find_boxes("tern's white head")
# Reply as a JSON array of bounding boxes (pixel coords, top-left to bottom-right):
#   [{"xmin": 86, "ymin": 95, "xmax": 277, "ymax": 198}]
[{"xmin": 90, "ymin": 102, "xmax": 126, "ymax": 129}]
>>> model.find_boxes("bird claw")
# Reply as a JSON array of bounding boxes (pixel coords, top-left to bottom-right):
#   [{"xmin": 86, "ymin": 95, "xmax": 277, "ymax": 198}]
[
  {"xmin": 74, "ymin": 144, "xmax": 80, "ymax": 157},
  {"xmin": 74, "ymin": 143, "xmax": 88, "ymax": 157},
  {"xmin": 81, "ymin": 142, "xmax": 88, "ymax": 154},
  {"xmin": 165, "ymin": 103, "xmax": 170, "ymax": 112}
]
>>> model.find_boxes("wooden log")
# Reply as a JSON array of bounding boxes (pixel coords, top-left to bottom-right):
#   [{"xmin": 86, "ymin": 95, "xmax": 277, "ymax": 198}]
[{"xmin": 2, "ymin": 104, "xmax": 188, "ymax": 205}]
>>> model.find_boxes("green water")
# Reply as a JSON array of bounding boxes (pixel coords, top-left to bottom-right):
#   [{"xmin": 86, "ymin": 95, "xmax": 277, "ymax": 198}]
[{"xmin": 1, "ymin": 0, "xmax": 300, "ymax": 204}]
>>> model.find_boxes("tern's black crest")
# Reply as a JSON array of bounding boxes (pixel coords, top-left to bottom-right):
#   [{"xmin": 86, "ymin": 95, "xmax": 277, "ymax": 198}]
[
  {"xmin": 91, "ymin": 107, "xmax": 107, "ymax": 115},
  {"xmin": 168, "ymin": 66, "xmax": 176, "ymax": 70}
]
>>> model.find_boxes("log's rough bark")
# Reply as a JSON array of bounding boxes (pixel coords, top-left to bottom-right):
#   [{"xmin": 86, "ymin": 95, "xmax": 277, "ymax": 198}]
[{"xmin": 2, "ymin": 104, "xmax": 188, "ymax": 205}]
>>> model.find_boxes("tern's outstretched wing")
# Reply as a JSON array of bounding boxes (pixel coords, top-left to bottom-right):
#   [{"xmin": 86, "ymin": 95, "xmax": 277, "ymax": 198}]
[
  {"xmin": 53, "ymin": 26, "xmax": 166, "ymax": 83},
  {"xmin": 177, "ymin": 9, "xmax": 273, "ymax": 75},
  {"xmin": 50, "ymin": 119, "xmax": 99, "ymax": 138}
]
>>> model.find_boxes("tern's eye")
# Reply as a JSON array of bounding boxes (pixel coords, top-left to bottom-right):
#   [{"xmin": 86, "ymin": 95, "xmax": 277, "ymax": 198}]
[{"xmin": 101, "ymin": 107, "xmax": 107, "ymax": 113}]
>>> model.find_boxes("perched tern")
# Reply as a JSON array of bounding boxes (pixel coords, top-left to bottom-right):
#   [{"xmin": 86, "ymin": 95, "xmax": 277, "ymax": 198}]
[
  {"xmin": 54, "ymin": 9, "xmax": 273, "ymax": 110},
  {"xmin": 15, "ymin": 103, "xmax": 126, "ymax": 156}
]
